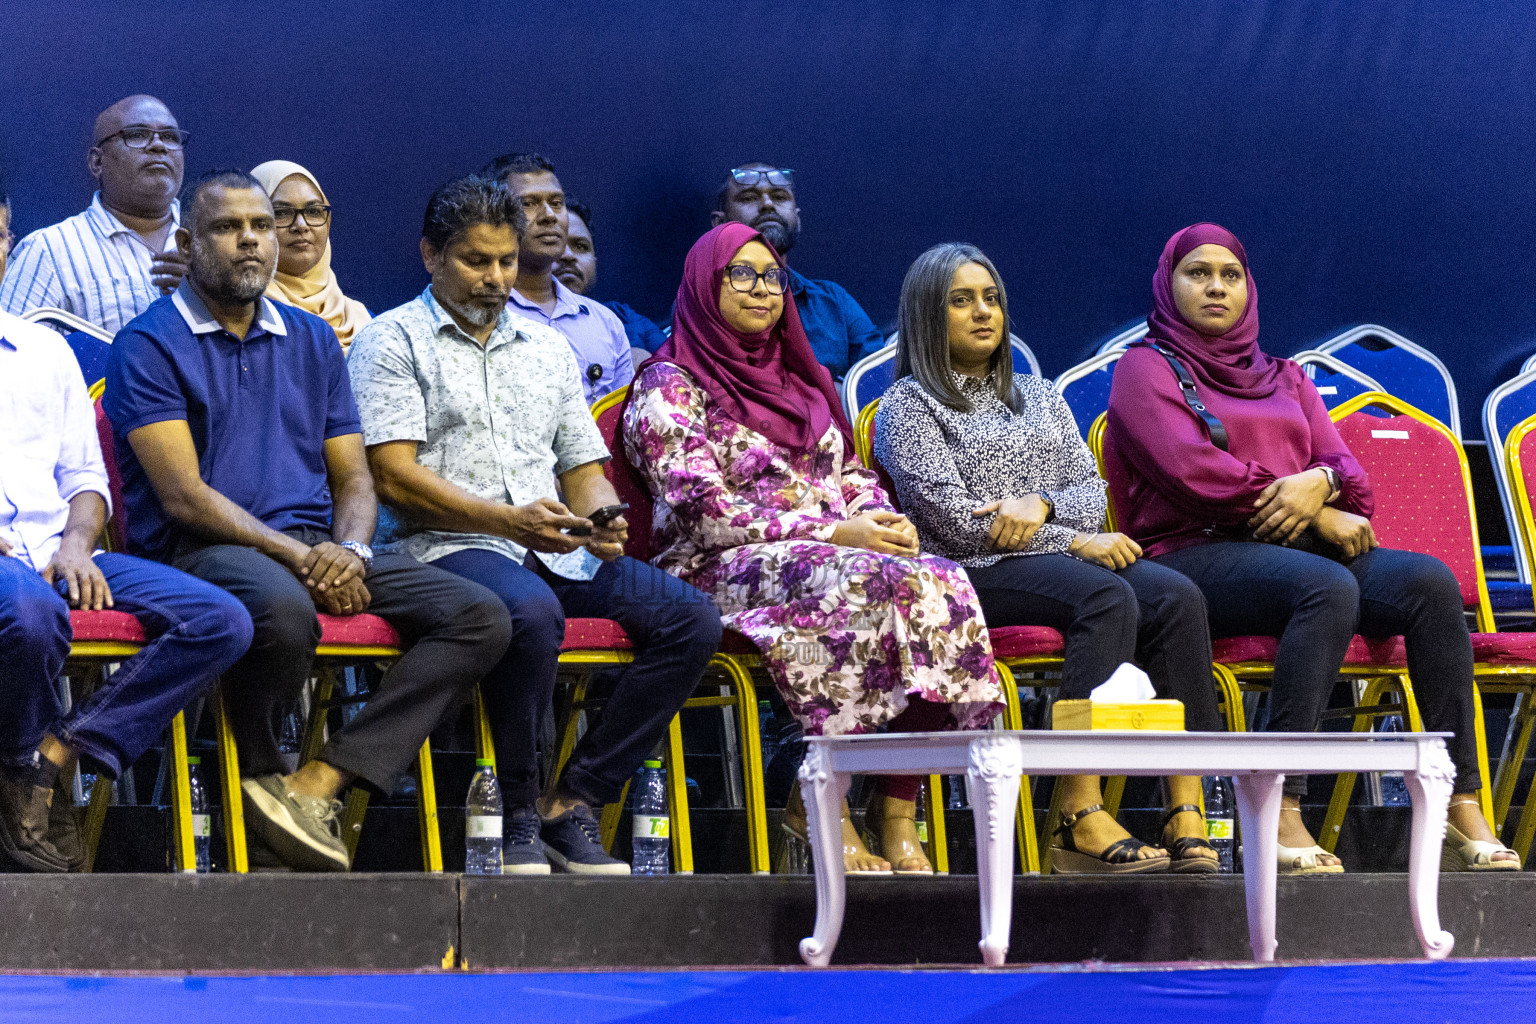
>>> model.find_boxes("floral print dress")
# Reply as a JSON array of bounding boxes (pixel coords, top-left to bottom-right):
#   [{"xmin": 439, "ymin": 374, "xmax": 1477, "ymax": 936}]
[{"xmin": 624, "ymin": 362, "xmax": 1003, "ymax": 736}]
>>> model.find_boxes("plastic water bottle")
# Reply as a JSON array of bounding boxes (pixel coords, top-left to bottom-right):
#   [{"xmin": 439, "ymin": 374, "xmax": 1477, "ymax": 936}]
[
  {"xmin": 631, "ymin": 759, "xmax": 671, "ymax": 875},
  {"xmin": 1202, "ymin": 775, "xmax": 1237, "ymax": 873},
  {"xmin": 187, "ymin": 756, "xmax": 212, "ymax": 873},
  {"xmin": 464, "ymin": 759, "xmax": 503, "ymax": 875},
  {"xmin": 913, "ymin": 779, "xmax": 930, "ymax": 848},
  {"xmin": 1378, "ymin": 715, "xmax": 1412, "ymax": 806}
]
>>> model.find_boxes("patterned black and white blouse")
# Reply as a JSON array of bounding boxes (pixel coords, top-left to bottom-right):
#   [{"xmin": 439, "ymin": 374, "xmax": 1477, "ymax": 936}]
[{"xmin": 873, "ymin": 371, "xmax": 1107, "ymax": 568}]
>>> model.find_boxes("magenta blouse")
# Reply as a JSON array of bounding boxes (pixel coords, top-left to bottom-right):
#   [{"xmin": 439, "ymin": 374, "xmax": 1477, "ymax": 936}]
[{"xmin": 1103, "ymin": 345, "xmax": 1373, "ymax": 558}]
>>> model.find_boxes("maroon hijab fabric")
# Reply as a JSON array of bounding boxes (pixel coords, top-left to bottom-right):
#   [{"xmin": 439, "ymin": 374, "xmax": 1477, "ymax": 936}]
[
  {"xmin": 1144, "ymin": 222, "xmax": 1282, "ymax": 399},
  {"xmin": 643, "ymin": 222, "xmax": 852, "ymax": 455}
]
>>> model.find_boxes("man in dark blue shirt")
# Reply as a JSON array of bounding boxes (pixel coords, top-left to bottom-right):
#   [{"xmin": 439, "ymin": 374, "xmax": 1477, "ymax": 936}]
[
  {"xmin": 106, "ymin": 171, "xmax": 511, "ymax": 873},
  {"xmin": 710, "ymin": 162, "xmax": 886, "ymax": 381}
]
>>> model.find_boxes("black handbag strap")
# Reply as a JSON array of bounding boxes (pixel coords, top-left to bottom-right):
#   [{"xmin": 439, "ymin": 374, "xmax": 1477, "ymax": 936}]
[{"xmin": 1147, "ymin": 343, "xmax": 1229, "ymax": 452}]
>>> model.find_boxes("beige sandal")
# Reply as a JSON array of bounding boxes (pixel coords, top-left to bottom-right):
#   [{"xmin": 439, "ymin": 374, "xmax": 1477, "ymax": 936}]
[
  {"xmin": 1277, "ymin": 842, "xmax": 1345, "ymax": 875},
  {"xmin": 1441, "ymin": 822, "xmax": 1520, "ymax": 871},
  {"xmin": 783, "ymin": 787, "xmax": 892, "ymax": 875},
  {"xmin": 861, "ymin": 794, "xmax": 934, "ymax": 876}
]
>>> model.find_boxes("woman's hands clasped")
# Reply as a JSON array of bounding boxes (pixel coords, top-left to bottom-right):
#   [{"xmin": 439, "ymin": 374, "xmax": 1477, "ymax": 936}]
[
  {"xmin": 973, "ymin": 495, "xmax": 1051, "ymax": 552},
  {"xmin": 1069, "ymin": 531, "xmax": 1142, "ymax": 569},
  {"xmin": 831, "ymin": 510, "xmax": 920, "ymax": 557},
  {"xmin": 1311, "ymin": 506, "xmax": 1378, "ymax": 558},
  {"xmin": 1248, "ymin": 468, "xmax": 1332, "ymax": 543}
]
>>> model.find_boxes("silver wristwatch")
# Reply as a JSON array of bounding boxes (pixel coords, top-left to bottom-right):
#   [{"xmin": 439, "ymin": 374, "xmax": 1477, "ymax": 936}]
[{"xmin": 339, "ymin": 540, "xmax": 374, "ymax": 570}]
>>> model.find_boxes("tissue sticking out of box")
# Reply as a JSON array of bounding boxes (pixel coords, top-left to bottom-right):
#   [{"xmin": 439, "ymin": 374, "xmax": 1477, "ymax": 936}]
[{"xmin": 1089, "ymin": 662, "xmax": 1156, "ymax": 703}]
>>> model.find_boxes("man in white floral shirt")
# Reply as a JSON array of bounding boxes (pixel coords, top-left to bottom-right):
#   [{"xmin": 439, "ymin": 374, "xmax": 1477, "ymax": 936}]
[{"xmin": 346, "ymin": 176, "xmax": 721, "ymax": 875}]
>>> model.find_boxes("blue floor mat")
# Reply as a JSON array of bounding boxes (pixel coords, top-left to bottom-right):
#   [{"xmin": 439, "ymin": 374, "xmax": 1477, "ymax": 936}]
[{"xmin": 3, "ymin": 961, "xmax": 1536, "ymax": 1023}]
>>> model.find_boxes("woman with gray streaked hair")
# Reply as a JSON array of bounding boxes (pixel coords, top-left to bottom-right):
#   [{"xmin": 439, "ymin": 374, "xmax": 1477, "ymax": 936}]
[{"xmin": 874, "ymin": 242, "xmax": 1221, "ymax": 875}]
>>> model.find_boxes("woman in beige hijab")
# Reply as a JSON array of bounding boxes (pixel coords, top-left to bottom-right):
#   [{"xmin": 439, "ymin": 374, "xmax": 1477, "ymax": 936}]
[{"xmin": 249, "ymin": 161, "xmax": 371, "ymax": 349}]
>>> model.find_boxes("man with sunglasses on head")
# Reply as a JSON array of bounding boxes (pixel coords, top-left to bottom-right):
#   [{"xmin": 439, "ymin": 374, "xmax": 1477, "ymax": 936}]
[
  {"xmin": 711, "ymin": 162, "xmax": 885, "ymax": 382},
  {"xmin": 1, "ymin": 96, "xmax": 190, "ymax": 335}
]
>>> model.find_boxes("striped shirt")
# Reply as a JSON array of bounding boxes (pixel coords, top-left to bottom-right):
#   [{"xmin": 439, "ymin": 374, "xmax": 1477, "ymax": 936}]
[{"xmin": 0, "ymin": 192, "xmax": 180, "ymax": 336}]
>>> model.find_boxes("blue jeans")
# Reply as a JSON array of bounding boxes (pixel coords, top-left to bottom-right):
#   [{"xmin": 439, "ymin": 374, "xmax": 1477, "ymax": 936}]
[
  {"xmin": 1154, "ymin": 542, "xmax": 1481, "ymax": 795},
  {"xmin": 0, "ymin": 553, "xmax": 253, "ymax": 778},
  {"xmin": 433, "ymin": 550, "xmax": 722, "ymax": 807}
]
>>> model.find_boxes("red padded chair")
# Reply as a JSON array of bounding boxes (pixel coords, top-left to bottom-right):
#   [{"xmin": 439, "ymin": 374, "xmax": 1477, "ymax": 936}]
[
  {"xmin": 93, "ymin": 395, "xmax": 441, "ymax": 873},
  {"xmin": 1494, "ymin": 413, "xmax": 1536, "ymax": 858},
  {"xmin": 1093, "ymin": 393, "xmax": 1502, "ymax": 852},
  {"xmin": 550, "ymin": 386, "xmax": 768, "ymax": 874}
]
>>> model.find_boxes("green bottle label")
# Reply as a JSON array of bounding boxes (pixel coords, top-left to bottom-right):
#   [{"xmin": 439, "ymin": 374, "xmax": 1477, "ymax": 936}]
[
  {"xmin": 1206, "ymin": 817, "xmax": 1234, "ymax": 840},
  {"xmin": 633, "ymin": 814, "xmax": 670, "ymax": 839},
  {"xmin": 192, "ymin": 813, "xmax": 211, "ymax": 839},
  {"xmin": 915, "ymin": 821, "xmax": 929, "ymax": 844}
]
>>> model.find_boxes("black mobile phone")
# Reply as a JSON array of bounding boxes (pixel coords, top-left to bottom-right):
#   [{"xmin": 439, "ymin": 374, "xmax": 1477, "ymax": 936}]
[{"xmin": 567, "ymin": 503, "xmax": 630, "ymax": 536}]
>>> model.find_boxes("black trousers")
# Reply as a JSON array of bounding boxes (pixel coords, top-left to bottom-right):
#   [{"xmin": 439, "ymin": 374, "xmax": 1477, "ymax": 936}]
[
  {"xmin": 433, "ymin": 549, "xmax": 722, "ymax": 807},
  {"xmin": 966, "ymin": 553, "xmax": 1222, "ymax": 733},
  {"xmin": 174, "ymin": 527, "xmax": 512, "ymax": 791},
  {"xmin": 1153, "ymin": 542, "xmax": 1481, "ymax": 795}
]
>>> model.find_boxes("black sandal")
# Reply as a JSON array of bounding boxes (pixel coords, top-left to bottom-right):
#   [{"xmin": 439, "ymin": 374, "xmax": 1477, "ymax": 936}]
[
  {"xmin": 1161, "ymin": 803, "xmax": 1220, "ymax": 875},
  {"xmin": 1050, "ymin": 804, "xmax": 1169, "ymax": 875}
]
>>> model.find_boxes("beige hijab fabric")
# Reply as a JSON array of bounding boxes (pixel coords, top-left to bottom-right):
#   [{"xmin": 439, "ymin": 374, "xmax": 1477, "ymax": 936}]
[{"xmin": 249, "ymin": 160, "xmax": 372, "ymax": 349}]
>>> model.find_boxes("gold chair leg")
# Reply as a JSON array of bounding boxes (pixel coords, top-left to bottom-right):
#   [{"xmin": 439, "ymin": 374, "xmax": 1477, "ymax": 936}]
[
  {"xmin": 599, "ymin": 781, "xmax": 630, "ymax": 853},
  {"xmin": 717, "ymin": 654, "xmax": 770, "ymax": 873},
  {"xmin": 212, "ymin": 686, "xmax": 248, "ymax": 873},
  {"xmin": 414, "ymin": 739, "xmax": 443, "ymax": 872},
  {"xmin": 1213, "ymin": 664, "xmax": 1246, "ymax": 732},
  {"xmin": 340, "ymin": 788, "xmax": 370, "ymax": 864},
  {"xmin": 166, "ymin": 711, "xmax": 196, "ymax": 872},
  {"xmin": 924, "ymin": 774, "xmax": 949, "ymax": 874},
  {"xmin": 299, "ymin": 671, "xmax": 334, "ymax": 766},
  {"xmin": 81, "ymin": 774, "xmax": 113, "ymax": 873},
  {"xmin": 553, "ymin": 672, "xmax": 592, "ymax": 780},
  {"xmin": 1102, "ymin": 776, "xmax": 1126, "ymax": 819},
  {"xmin": 1471, "ymin": 683, "xmax": 1496, "ymax": 827},
  {"xmin": 665, "ymin": 714, "xmax": 694, "ymax": 873},
  {"xmin": 473, "ymin": 686, "xmax": 498, "ymax": 770},
  {"xmin": 1319, "ymin": 677, "xmax": 1390, "ymax": 854},
  {"xmin": 1492, "ymin": 692, "xmax": 1536, "ymax": 834},
  {"xmin": 997, "ymin": 663, "xmax": 1039, "ymax": 872}
]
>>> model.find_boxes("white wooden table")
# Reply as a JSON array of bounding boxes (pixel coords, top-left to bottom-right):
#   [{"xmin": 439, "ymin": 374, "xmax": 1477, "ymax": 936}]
[{"xmin": 797, "ymin": 730, "xmax": 1456, "ymax": 966}]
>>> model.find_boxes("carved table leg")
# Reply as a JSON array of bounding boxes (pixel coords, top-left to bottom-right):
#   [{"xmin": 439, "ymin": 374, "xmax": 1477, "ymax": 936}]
[
  {"xmin": 798, "ymin": 745, "xmax": 852, "ymax": 967},
  {"xmin": 1405, "ymin": 738, "xmax": 1455, "ymax": 959},
  {"xmin": 968, "ymin": 735, "xmax": 1024, "ymax": 967},
  {"xmin": 1231, "ymin": 772, "xmax": 1284, "ymax": 962}
]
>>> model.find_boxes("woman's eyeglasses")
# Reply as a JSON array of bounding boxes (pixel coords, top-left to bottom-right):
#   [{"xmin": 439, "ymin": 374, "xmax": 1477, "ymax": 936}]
[
  {"xmin": 725, "ymin": 263, "xmax": 790, "ymax": 295},
  {"xmin": 273, "ymin": 204, "xmax": 332, "ymax": 228}
]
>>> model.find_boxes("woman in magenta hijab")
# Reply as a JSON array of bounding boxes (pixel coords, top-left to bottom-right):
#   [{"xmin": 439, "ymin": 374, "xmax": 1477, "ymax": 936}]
[
  {"xmin": 1105, "ymin": 223, "xmax": 1516, "ymax": 873},
  {"xmin": 624, "ymin": 224, "xmax": 1003, "ymax": 876}
]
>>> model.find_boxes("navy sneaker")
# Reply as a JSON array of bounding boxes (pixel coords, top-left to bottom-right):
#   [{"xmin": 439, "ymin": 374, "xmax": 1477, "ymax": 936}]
[
  {"xmin": 502, "ymin": 805, "xmax": 551, "ymax": 875},
  {"xmin": 541, "ymin": 805, "xmax": 630, "ymax": 875}
]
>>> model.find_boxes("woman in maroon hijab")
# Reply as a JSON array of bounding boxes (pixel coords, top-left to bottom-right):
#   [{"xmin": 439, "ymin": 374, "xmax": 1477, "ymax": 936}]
[
  {"xmin": 1105, "ymin": 223, "xmax": 1516, "ymax": 873},
  {"xmin": 624, "ymin": 224, "xmax": 1003, "ymax": 875}
]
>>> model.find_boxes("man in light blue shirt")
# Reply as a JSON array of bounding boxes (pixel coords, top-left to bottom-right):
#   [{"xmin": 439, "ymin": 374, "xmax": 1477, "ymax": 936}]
[{"xmin": 481, "ymin": 153, "xmax": 634, "ymax": 404}]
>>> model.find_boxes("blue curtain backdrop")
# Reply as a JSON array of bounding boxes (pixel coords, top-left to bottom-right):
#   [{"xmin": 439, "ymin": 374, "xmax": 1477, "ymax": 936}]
[{"xmin": 3, "ymin": 0, "xmax": 1532, "ymax": 436}]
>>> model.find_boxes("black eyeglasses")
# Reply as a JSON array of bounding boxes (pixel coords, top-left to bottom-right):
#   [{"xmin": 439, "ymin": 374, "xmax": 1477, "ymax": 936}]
[
  {"xmin": 95, "ymin": 126, "xmax": 191, "ymax": 151},
  {"xmin": 729, "ymin": 167, "xmax": 794, "ymax": 189},
  {"xmin": 725, "ymin": 263, "xmax": 790, "ymax": 295},
  {"xmin": 272, "ymin": 204, "xmax": 332, "ymax": 228}
]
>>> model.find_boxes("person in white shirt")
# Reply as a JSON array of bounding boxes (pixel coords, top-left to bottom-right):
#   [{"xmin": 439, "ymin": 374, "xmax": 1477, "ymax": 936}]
[
  {"xmin": 0, "ymin": 95, "xmax": 190, "ymax": 335},
  {"xmin": 0, "ymin": 310, "xmax": 251, "ymax": 872}
]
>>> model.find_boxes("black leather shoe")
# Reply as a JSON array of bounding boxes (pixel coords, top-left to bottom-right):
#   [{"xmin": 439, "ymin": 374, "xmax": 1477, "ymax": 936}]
[
  {"xmin": 49, "ymin": 772, "xmax": 86, "ymax": 872},
  {"xmin": 0, "ymin": 772, "xmax": 70, "ymax": 873}
]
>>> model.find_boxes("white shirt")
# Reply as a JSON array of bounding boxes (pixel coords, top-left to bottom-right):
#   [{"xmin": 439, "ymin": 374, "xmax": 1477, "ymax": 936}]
[
  {"xmin": 0, "ymin": 192, "xmax": 180, "ymax": 336},
  {"xmin": 0, "ymin": 310, "xmax": 112, "ymax": 571}
]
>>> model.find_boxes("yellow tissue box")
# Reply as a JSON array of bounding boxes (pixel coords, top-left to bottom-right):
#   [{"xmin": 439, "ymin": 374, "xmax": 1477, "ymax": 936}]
[{"xmin": 1052, "ymin": 700, "xmax": 1185, "ymax": 731}]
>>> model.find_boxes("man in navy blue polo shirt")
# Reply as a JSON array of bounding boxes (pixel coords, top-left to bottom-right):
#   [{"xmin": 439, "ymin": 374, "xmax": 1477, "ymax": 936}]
[
  {"xmin": 710, "ymin": 162, "xmax": 887, "ymax": 381},
  {"xmin": 105, "ymin": 171, "xmax": 512, "ymax": 873}
]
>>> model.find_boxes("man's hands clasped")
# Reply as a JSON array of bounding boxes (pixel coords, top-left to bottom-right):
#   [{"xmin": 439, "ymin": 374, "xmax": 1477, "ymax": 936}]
[{"xmin": 280, "ymin": 538, "xmax": 370, "ymax": 615}]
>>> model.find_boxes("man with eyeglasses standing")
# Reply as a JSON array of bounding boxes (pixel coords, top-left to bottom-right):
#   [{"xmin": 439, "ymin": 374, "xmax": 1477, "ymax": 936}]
[
  {"xmin": 480, "ymin": 153, "xmax": 634, "ymax": 405},
  {"xmin": 1, "ymin": 95, "xmax": 190, "ymax": 335},
  {"xmin": 711, "ymin": 162, "xmax": 886, "ymax": 382}
]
